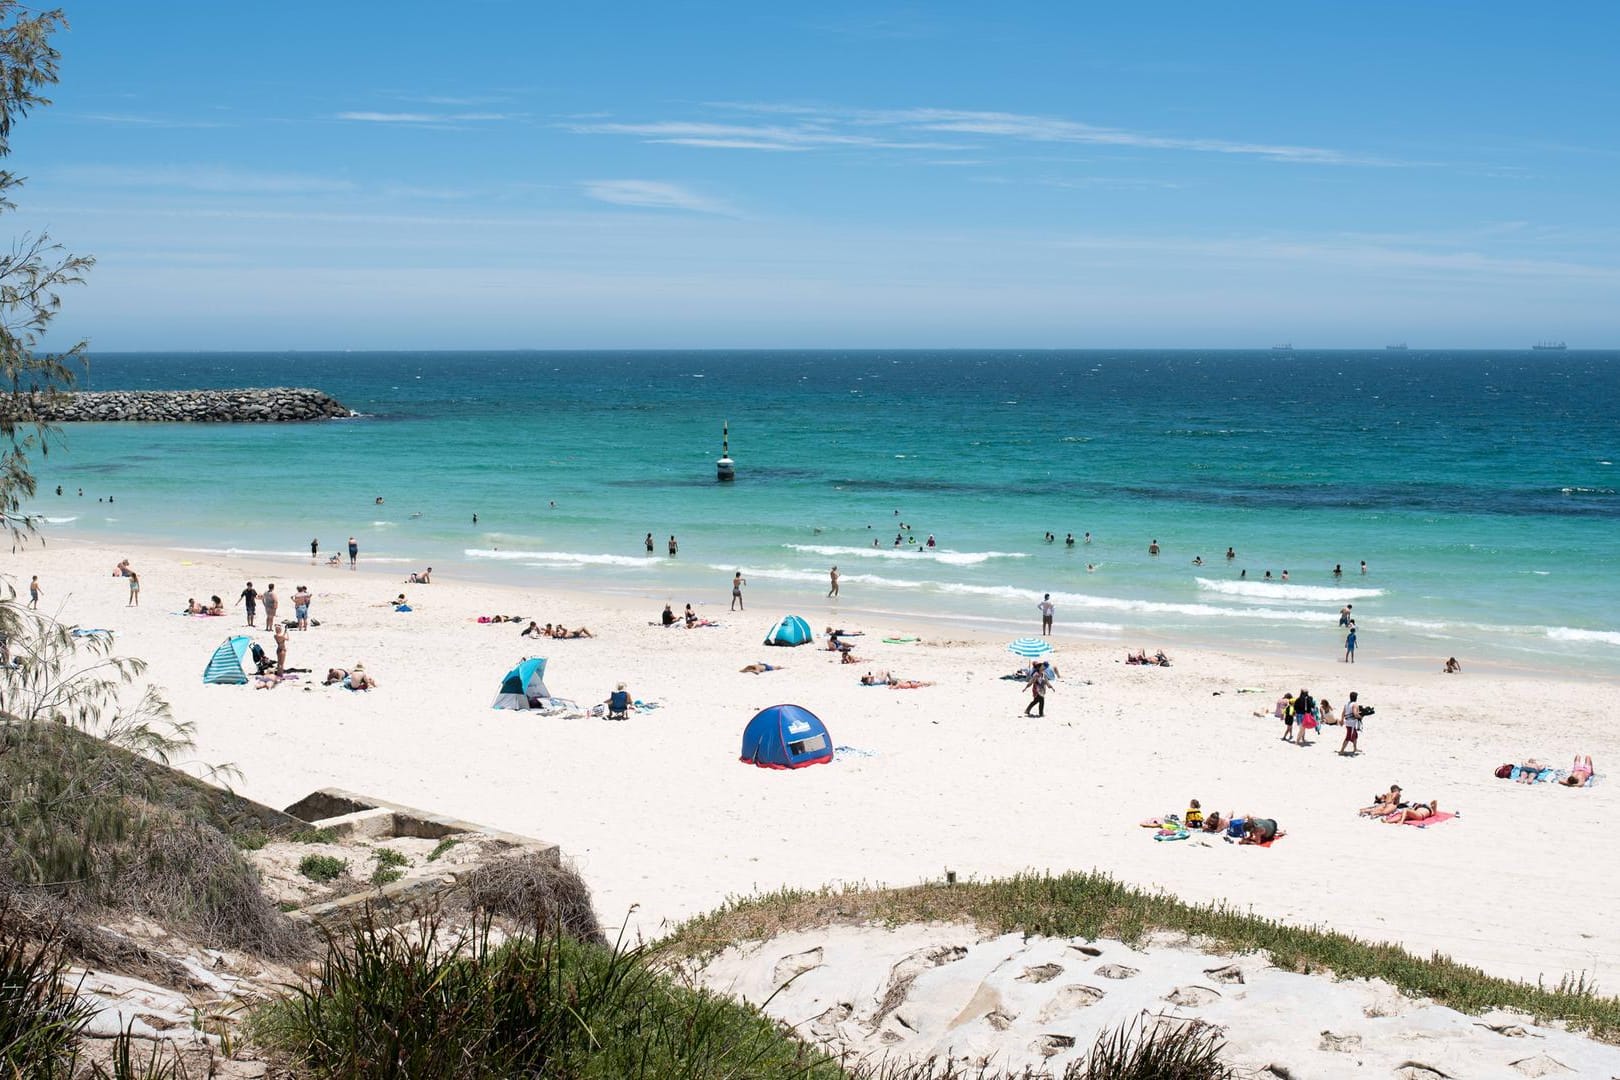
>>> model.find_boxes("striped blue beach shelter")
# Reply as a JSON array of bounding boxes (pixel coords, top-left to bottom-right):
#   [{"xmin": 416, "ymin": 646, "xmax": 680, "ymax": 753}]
[{"xmin": 202, "ymin": 636, "xmax": 252, "ymax": 684}]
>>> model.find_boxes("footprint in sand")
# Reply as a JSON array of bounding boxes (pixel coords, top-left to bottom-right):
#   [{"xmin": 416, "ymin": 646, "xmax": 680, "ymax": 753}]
[
  {"xmin": 1037, "ymin": 984, "xmax": 1106, "ymax": 1021},
  {"xmin": 1031, "ymin": 1033, "xmax": 1076, "ymax": 1059},
  {"xmin": 771, "ymin": 946, "xmax": 823, "ymax": 985},
  {"xmin": 1016, "ymin": 962, "xmax": 1064, "ymax": 984},
  {"xmin": 1318, "ymin": 1030, "xmax": 1362, "ymax": 1053},
  {"xmin": 1164, "ymin": 984, "xmax": 1222, "ymax": 1007},
  {"xmin": 1509, "ymin": 1054, "xmax": 1571, "ymax": 1077},
  {"xmin": 1094, "ymin": 963, "xmax": 1139, "ymax": 979}
]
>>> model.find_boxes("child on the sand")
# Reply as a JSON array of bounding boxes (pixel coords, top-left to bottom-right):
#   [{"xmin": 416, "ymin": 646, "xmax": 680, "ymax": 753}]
[{"xmin": 1184, "ymin": 799, "xmax": 1203, "ymax": 830}]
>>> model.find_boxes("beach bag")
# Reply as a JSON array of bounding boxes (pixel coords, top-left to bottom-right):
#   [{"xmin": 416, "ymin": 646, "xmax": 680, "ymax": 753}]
[
  {"xmin": 1494, "ymin": 764, "xmax": 1514, "ymax": 779},
  {"xmin": 1301, "ymin": 712, "xmax": 1318, "ymax": 730}
]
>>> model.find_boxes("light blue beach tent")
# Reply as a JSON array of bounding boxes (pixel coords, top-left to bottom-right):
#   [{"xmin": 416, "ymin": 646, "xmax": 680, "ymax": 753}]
[
  {"xmin": 740, "ymin": 704, "xmax": 833, "ymax": 769},
  {"xmin": 492, "ymin": 657, "xmax": 551, "ymax": 710},
  {"xmin": 763, "ymin": 614, "xmax": 813, "ymax": 647},
  {"xmin": 202, "ymin": 636, "xmax": 252, "ymax": 684}
]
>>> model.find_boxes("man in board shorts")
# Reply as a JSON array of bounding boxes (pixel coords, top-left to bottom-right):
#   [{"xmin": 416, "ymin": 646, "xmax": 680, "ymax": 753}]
[{"xmin": 348, "ymin": 537, "xmax": 358, "ymax": 569}]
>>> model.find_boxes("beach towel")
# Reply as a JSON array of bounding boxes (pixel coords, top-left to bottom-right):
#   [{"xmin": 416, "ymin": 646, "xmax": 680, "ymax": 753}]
[
  {"xmin": 834, "ymin": 745, "xmax": 876, "ymax": 759},
  {"xmin": 882, "ymin": 636, "xmax": 920, "ymax": 644},
  {"xmin": 70, "ymin": 628, "xmax": 112, "ymax": 637},
  {"xmin": 395, "ymin": 604, "xmax": 412, "ymax": 613},
  {"xmin": 1403, "ymin": 811, "xmax": 1456, "ymax": 828}
]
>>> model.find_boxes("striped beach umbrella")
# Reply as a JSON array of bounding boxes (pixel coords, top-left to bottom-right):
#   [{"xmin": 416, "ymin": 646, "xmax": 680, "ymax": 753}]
[{"xmin": 1007, "ymin": 637, "xmax": 1054, "ymax": 658}]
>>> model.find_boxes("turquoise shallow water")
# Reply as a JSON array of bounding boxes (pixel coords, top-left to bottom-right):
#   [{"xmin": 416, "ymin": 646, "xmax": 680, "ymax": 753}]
[{"xmin": 20, "ymin": 350, "xmax": 1620, "ymax": 672}]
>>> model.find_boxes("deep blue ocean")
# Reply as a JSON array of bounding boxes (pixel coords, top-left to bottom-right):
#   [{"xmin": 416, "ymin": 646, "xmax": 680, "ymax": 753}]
[{"xmin": 21, "ymin": 350, "xmax": 1620, "ymax": 672}]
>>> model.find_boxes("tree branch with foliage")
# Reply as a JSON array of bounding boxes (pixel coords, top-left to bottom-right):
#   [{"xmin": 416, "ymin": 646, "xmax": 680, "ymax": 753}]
[{"xmin": 0, "ymin": 3, "xmax": 92, "ymax": 546}]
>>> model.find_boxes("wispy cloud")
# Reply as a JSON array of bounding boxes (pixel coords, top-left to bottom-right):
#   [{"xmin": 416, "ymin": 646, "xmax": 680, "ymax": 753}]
[
  {"xmin": 562, "ymin": 120, "xmax": 963, "ymax": 152},
  {"xmin": 1046, "ymin": 231, "xmax": 1620, "ymax": 282},
  {"xmin": 333, "ymin": 111, "xmax": 521, "ymax": 126},
  {"xmin": 52, "ymin": 165, "xmax": 355, "ymax": 195},
  {"xmin": 71, "ymin": 112, "xmax": 231, "ymax": 129},
  {"xmin": 572, "ymin": 102, "xmax": 1397, "ymax": 166},
  {"xmin": 580, "ymin": 179, "xmax": 735, "ymax": 215}
]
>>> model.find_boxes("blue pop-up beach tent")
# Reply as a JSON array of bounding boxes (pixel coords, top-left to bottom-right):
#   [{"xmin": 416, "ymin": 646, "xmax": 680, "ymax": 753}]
[
  {"xmin": 202, "ymin": 636, "xmax": 252, "ymax": 684},
  {"xmin": 763, "ymin": 614, "xmax": 813, "ymax": 647},
  {"xmin": 492, "ymin": 657, "xmax": 551, "ymax": 710},
  {"xmin": 740, "ymin": 704, "xmax": 833, "ymax": 769}
]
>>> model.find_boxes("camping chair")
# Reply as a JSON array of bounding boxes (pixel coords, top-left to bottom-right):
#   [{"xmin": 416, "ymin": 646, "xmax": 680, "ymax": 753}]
[{"xmin": 607, "ymin": 690, "xmax": 630, "ymax": 721}]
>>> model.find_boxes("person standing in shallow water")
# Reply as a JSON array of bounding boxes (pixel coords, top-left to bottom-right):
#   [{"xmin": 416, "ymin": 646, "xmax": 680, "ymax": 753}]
[
  {"xmin": 348, "ymin": 536, "xmax": 358, "ymax": 569},
  {"xmin": 310, "ymin": 538, "xmax": 318, "ymax": 563},
  {"xmin": 1038, "ymin": 593, "xmax": 1054, "ymax": 635},
  {"xmin": 668, "ymin": 535, "xmax": 678, "ymax": 557},
  {"xmin": 645, "ymin": 533, "xmax": 654, "ymax": 553},
  {"xmin": 828, "ymin": 566, "xmax": 839, "ymax": 598},
  {"xmin": 1344, "ymin": 621, "xmax": 1358, "ymax": 663}
]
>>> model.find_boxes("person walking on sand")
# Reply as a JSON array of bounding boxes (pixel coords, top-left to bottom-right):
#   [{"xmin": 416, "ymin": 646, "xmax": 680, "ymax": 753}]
[
  {"xmin": 238, "ymin": 582, "xmax": 258, "ymax": 626},
  {"xmin": 261, "ymin": 583, "xmax": 279, "ymax": 631},
  {"xmin": 293, "ymin": 585, "xmax": 312, "ymax": 631},
  {"xmin": 28, "ymin": 575, "xmax": 41, "ymax": 609},
  {"xmin": 730, "ymin": 571, "xmax": 746, "ymax": 611},
  {"xmin": 348, "ymin": 536, "xmax": 358, "ymax": 569},
  {"xmin": 1024, "ymin": 661, "xmax": 1049, "ymax": 717},
  {"xmin": 1038, "ymin": 593, "xmax": 1054, "ymax": 635},
  {"xmin": 828, "ymin": 566, "xmax": 840, "ymax": 598},
  {"xmin": 310, "ymin": 538, "xmax": 318, "ymax": 563},
  {"xmin": 126, "ymin": 569, "xmax": 140, "ymax": 607},
  {"xmin": 1339, "ymin": 692, "xmax": 1363, "ymax": 755},
  {"xmin": 1344, "ymin": 621, "xmax": 1358, "ymax": 663}
]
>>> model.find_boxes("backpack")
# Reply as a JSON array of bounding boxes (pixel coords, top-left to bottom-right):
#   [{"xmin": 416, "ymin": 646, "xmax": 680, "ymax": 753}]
[{"xmin": 1494, "ymin": 764, "xmax": 1513, "ymax": 779}]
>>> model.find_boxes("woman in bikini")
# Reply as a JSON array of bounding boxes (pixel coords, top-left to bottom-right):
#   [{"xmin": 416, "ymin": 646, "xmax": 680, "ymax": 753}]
[{"xmin": 1382, "ymin": 799, "xmax": 1438, "ymax": 824}]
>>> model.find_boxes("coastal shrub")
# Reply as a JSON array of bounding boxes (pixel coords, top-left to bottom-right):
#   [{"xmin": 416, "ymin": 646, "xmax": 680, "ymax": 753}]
[
  {"xmin": 668, "ymin": 871, "xmax": 1620, "ymax": 1043},
  {"xmin": 0, "ymin": 908, "xmax": 92, "ymax": 1077},
  {"xmin": 1, "ymin": 617, "xmax": 306, "ymax": 959},
  {"xmin": 372, "ymin": 847, "xmax": 408, "ymax": 868},
  {"xmin": 235, "ymin": 830, "xmax": 269, "ymax": 851},
  {"xmin": 255, "ymin": 911, "xmax": 842, "ymax": 1079},
  {"xmin": 458, "ymin": 852, "xmax": 604, "ymax": 946},
  {"xmin": 368, "ymin": 847, "xmax": 409, "ymax": 887},
  {"xmin": 297, "ymin": 855, "xmax": 347, "ymax": 884},
  {"xmin": 427, "ymin": 837, "xmax": 459, "ymax": 861},
  {"xmin": 290, "ymin": 827, "xmax": 339, "ymax": 845}
]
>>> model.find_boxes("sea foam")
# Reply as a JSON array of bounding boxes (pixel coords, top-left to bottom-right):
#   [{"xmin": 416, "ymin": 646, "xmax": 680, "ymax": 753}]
[
  {"xmin": 1195, "ymin": 577, "xmax": 1384, "ymax": 602},
  {"xmin": 465, "ymin": 548, "xmax": 661, "ymax": 568},
  {"xmin": 1546, "ymin": 627, "xmax": 1620, "ymax": 646},
  {"xmin": 786, "ymin": 543, "xmax": 1027, "ymax": 567}
]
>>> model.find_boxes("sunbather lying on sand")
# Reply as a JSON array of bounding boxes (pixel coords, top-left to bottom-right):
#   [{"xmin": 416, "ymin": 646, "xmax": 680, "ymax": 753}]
[
  {"xmin": 740, "ymin": 662, "xmax": 781, "ymax": 674},
  {"xmin": 323, "ymin": 668, "xmax": 349, "ymax": 685},
  {"xmin": 840, "ymin": 651, "xmax": 863, "ymax": 665},
  {"xmin": 1126, "ymin": 649, "xmax": 1171, "ymax": 666},
  {"xmin": 1358, "ymin": 785, "xmax": 1405, "ymax": 816},
  {"xmin": 860, "ymin": 670, "xmax": 932, "ymax": 688},
  {"xmin": 1382, "ymin": 800, "xmax": 1438, "ymax": 824},
  {"xmin": 1515, "ymin": 759, "xmax": 1548, "ymax": 784},
  {"xmin": 1561, "ymin": 755, "xmax": 1595, "ymax": 787}
]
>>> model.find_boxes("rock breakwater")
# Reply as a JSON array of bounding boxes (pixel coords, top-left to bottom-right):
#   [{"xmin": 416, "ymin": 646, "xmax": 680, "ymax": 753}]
[{"xmin": 24, "ymin": 388, "xmax": 354, "ymax": 422}]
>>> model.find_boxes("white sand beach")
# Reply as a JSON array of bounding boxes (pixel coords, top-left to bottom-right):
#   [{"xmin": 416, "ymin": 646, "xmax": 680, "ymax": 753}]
[{"xmin": 8, "ymin": 537, "xmax": 1616, "ymax": 990}]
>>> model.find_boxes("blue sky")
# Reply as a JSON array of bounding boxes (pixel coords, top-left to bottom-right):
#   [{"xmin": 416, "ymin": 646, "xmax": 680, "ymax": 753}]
[{"xmin": 12, "ymin": 1, "xmax": 1620, "ymax": 348}]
